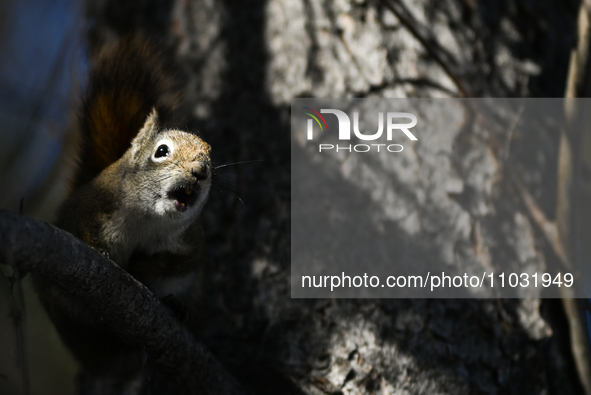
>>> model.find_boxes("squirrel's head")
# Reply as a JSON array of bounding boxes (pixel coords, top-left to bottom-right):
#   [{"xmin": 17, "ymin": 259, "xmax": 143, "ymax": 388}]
[{"xmin": 123, "ymin": 109, "xmax": 212, "ymax": 222}]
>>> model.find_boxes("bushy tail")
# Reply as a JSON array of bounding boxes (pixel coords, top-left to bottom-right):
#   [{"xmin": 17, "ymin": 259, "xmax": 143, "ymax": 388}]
[{"xmin": 74, "ymin": 36, "xmax": 179, "ymax": 187}]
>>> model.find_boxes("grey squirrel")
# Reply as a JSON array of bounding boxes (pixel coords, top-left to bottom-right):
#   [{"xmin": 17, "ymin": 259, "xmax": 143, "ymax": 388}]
[{"xmin": 33, "ymin": 37, "xmax": 212, "ymax": 392}]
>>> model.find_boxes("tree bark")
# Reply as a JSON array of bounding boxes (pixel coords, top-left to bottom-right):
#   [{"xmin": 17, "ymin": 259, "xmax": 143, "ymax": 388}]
[{"xmin": 0, "ymin": 210, "xmax": 245, "ymax": 395}]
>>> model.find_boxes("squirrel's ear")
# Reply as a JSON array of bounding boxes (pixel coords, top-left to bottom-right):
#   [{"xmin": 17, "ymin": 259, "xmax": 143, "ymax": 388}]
[
  {"xmin": 130, "ymin": 109, "xmax": 160, "ymax": 160},
  {"xmin": 144, "ymin": 108, "xmax": 159, "ymax": 129}
]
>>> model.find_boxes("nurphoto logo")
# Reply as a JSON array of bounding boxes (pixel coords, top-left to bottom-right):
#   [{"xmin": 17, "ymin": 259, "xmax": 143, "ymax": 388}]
[{"xmin": 302, "ymin": 107, "xmax": 418, "ymax": 153}]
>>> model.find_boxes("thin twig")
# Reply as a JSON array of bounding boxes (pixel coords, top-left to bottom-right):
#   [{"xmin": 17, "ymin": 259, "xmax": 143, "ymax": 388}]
[
  {"xmin": 507, "ymin": 168, "xmax": 569, "ymax": 269},
  {"xmin": 0, "ymin": 266, "xmax": 29, "ymax": 395},
  {"xmin": 502, "ymin": 106, "xmax": 524, "ymax": 162},
  {"xmin": 378, "ymin": 0, "xmax": 472, "ymax": 97},
  {"xmin": 558, "ymin": 1, "xmax": 591, "ymax": 393}
]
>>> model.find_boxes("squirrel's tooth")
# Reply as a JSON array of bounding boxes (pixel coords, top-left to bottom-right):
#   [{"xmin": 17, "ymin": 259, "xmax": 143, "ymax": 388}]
[
  {"xmin": 185, "ymin": 188, "xmax": 193, "ymax": 195},
  {"xmin": 180, "ymin": 202, "xmax": 186, "ymax": 207}
]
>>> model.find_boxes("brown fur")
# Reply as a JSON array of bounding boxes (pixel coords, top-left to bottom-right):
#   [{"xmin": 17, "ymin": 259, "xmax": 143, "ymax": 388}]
[
  {"xmin": 74, "ymin": 36, "xmax": 179, "ymax": 187},
  {"xmin": 33, "ymin": 36, "xmax": 212, "ymax": 389}
]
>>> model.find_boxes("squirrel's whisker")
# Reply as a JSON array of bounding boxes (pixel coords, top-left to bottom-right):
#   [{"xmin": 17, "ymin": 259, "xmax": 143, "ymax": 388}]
[{"xmin": 213, "ymin": 159, "xmax": 264, "ymax": 170}]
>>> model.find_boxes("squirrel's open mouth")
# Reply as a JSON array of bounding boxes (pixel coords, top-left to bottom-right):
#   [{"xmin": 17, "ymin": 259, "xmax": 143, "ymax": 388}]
[{"xmin": 168, "ymin": 184, "xmax": 199, "ymax": 212}]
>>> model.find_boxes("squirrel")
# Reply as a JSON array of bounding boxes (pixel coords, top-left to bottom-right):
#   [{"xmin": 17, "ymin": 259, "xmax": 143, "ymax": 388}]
[{"xmin": 32, "ymin": 37, "xmax": 212, "ymax": 392}]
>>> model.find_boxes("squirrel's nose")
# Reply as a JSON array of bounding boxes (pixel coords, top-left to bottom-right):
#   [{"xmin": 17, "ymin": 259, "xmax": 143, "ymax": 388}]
[{"xmin": 191, "ymin": 163, "xmax": 211, "ymax": 182}]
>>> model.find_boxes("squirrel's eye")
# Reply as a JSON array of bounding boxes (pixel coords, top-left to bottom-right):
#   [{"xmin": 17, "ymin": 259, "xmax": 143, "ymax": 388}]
[{"xmin": 154, "ymin": 144, "xmax": 170, "ymax": 158}]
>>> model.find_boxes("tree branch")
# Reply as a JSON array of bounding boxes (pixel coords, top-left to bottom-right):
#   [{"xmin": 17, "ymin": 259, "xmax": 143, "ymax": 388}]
[
  {"xmin": 0, "ymin": 210, "xmax": 245, "ymax": 395},
  {"xmin": 558, "ymin": 1, "xmax": 591, "ymax": 393}
]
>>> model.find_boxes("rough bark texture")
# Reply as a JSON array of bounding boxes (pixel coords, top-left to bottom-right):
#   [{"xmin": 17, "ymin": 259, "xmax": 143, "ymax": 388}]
[
  {"xmin": 172, "ymin": 0, "xmax": 578, "ymax": 393},
  {"xmin": 3, "ymin": 0, "xmax": 587, "ymax": 394},
  {"xmin": 85, "ymin": 0, "xmax": 582, "ymax": 394},
  {"xmin": 0, "ymin": 211, "xmax": 245, "ymax": 395}
]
